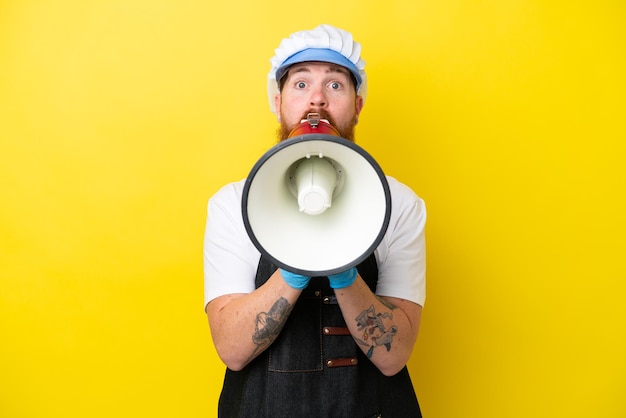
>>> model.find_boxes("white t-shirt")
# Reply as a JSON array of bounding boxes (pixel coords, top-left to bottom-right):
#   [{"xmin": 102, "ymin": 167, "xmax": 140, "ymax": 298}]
[{"xmin": 203, "ymin": 176, "xmax": 426, "ymax": 308}]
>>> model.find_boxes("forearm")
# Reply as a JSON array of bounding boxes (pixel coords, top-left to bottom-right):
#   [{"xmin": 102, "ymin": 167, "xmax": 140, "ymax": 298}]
[
  {"xmin": 206, "ymin": 269, "xmax": 302, "ymax": 371},
  {"xmin": 334, "ymin": 275, "xmax": 422, "ymax": 376}
]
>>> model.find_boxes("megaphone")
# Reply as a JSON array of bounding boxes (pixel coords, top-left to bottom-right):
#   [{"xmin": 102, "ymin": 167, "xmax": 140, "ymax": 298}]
[{"xmin": 242, "ymin": 113, "xmax": 391, "ymax": 277}]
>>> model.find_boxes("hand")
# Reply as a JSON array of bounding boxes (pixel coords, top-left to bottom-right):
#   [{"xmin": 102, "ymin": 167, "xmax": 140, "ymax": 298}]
[
  {"xmin": 328, "ymin": 267, "xmax": 358, "ymax": 289},
  {"xmin": 279, "ymin": 269, "xmax": 311, "ymax": 290}
]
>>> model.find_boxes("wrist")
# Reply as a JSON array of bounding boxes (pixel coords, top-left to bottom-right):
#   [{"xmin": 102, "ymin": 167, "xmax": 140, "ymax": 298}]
[
  {"xmin": 328, "ymin": 267, "xmax": 358, "ymax": 289},
  {"xmin": 279, "ymin": 269, "xmax": 311, "ymax": 290}
]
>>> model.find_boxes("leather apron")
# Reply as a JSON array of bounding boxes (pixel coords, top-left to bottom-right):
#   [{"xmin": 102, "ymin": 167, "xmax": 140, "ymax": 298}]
[{"xmin": 217, "ymin": 254, "xmax": 422, "ymax": 417}]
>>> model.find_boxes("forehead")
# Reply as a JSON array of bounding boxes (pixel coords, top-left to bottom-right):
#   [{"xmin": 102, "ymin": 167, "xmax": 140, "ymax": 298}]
[{"xmin": 283, "ymin": 62, "xmax": 352, "ymax": 79}]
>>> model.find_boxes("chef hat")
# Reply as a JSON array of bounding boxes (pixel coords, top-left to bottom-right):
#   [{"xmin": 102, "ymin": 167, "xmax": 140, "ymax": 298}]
[{"xmin": 267, "ymin": 24, "xmax": 367, "ymax": 114}]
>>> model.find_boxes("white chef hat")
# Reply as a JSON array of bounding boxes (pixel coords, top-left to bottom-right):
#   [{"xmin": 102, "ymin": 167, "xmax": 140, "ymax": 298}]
[{"xmin": 267, "ymin": 24, "xmax": 367, "ymax": 114}]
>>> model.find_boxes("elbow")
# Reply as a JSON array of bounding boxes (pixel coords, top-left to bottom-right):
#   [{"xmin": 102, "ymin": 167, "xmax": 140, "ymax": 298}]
[
  {"xmin": 223, "ymin": 359, "xmax": 247, "ymax": 372},
  {"xmin": 374, "ymin": 351, "xmax": 413, "ymax": 377},
  {"xmin": 216, "ymin": 348, "xmax": 249, "ymax": 372},
  {"xmin": 378, "ymin": 363, "xmax": 406, "ymax": 377}
]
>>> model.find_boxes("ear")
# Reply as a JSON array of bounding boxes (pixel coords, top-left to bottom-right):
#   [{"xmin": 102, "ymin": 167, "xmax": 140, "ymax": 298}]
[
  {"xmin": 355, "ymin": 95, "xmax": 364, "ymax": 117},
  {"xmin": 274, "ymin": 93, "xmax": 281, "ymax": 120}
]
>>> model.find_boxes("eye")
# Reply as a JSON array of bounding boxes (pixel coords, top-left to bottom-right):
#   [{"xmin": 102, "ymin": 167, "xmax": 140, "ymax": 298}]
[
  {"xmin": 330, "ymin": 81, "xmax": 341, "ymax": 90},
  {"xmin": 296, "ymin": 81, "xmax": 307, "ymax": 89}
]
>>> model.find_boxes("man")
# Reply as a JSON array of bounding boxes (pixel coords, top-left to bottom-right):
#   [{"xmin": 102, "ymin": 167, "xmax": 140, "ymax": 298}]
[{"xmin": 204, "ymin": 24, "xmax": 426, "ymax": 417}]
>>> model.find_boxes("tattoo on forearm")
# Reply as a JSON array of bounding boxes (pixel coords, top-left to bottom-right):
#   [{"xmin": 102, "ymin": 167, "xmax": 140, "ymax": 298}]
[
  {"xmin": 354, "ymin": 304, "xmax": 398, "ymax": 358},
  {"xmin": 250, "ymin": 297, "xmax": 293, "ymax": 358},
  {"xmin": 376, "ymin": 295, "xmax": 397, "ymax": 310}
]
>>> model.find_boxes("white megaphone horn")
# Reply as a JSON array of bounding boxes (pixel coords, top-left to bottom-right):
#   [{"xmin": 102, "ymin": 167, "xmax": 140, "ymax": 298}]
[{"xmin": 242, "ymin": 113, "xmax": 391, "ymax": 277}]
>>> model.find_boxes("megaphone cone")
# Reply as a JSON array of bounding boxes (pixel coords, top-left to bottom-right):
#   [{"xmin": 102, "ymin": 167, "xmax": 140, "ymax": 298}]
[{"xmin": 242, "ymin": 115, "xmax": 391, "ymax": 276}]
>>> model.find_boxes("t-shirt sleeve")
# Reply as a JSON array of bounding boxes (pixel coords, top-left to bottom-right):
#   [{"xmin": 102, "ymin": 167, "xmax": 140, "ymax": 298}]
[
  {"xmin": 203, "ymin": 182, "xmax": 259, "ymax": 308},
  {"xmin": 375, "ymin": 179, "xmax": 426, "ymax": 306}
]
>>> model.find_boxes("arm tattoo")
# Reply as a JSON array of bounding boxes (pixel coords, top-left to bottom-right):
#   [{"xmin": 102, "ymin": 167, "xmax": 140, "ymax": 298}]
[
  {"xmin": 249, "ymin": 297, "xmax": 293, "ymax": 358},
  {"xmin": 376, "ymin": 295, "xmax": 397, "ymax": 310},
  {"xmin": 354, "ymin": 304, "xmax": 398, "ymax": 358}
]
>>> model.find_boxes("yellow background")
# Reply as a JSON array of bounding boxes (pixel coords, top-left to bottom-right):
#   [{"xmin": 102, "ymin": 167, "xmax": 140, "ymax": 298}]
[{"xmin": 1, "ymin": 1, "xmax": 624, "ymax": 417}]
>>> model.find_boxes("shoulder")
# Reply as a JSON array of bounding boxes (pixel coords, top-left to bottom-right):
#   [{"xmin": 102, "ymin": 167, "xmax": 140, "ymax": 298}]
[
  {"xmin": 386, "ymin": 176, "xmax": 425, "ymax": 213},
  {"xmin": 208, "ymin": 179, "xmax": 246, "ymax": 208}
]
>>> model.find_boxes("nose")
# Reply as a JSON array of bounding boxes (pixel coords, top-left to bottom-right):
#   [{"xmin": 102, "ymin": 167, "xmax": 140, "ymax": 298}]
[{"xmin": 309, "ymin": 85, "xmax": 327, "ymax": 108}]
